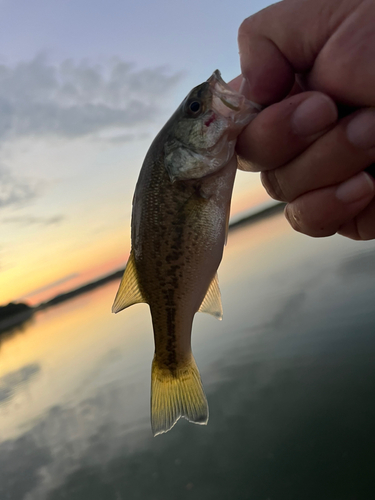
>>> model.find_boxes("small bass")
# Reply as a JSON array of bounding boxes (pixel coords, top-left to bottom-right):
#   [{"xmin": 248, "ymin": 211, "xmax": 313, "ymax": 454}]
[{"xmin": 113, "ymin": 70, "xmax": 260, "ymax": 435}]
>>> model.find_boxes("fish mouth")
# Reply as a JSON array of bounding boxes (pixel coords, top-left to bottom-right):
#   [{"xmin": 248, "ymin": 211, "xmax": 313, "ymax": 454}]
[
  {"xmin": 219, "ymin": 97, "xmax": 240, "ymax": 112},
  {"xmin": 207, "ymin": 69, "xmax": 262, "ymax": 119}
]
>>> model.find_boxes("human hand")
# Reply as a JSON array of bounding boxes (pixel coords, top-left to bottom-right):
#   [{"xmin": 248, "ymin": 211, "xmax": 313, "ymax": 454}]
[{"xmin": 234, "ymin": 0, "xmax": 375, "ymax": 240}]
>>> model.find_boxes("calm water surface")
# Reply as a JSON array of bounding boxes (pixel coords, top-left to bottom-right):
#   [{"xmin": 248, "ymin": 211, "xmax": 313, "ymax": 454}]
[{"xmin": 1, "ymin": 213, "xmax": 375, "ymax": 500}]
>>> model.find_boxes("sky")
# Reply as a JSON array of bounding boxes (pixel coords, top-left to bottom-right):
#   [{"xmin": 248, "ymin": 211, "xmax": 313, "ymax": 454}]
[{"xmin": 0, "ymin": 0, "xmax": 274, "ymax": 306}]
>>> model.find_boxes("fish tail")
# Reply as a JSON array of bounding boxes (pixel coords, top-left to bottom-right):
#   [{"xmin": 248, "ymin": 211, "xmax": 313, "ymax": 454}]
[{"xmin": 151, "ymin": 355, "xmax": 209, "ymax": 436}]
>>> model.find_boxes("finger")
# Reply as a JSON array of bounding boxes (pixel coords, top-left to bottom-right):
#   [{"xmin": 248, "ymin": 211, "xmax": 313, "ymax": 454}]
[
  {"xmin": 229, "ymin": 75, "xmax": 304, "ymax": 100},
  {"xmin": 228, "ymin": 75, "xmax": 242, "ymax": 93},
  {"xmin": 284, "ymin": 172, "xmax": 375, "ymax": 238},
  {"xmin": 287, "ymin": 79, "xmax": 304, "ymax": 98},
  {"xmin": 237, "ymin": 0, "xmax": 363, "ymax": 104},
  {"xmin": 261, "ymin": 108, "xmax": 375, "ymax": 202},
  {"xmin": 338, "ymin": 199, "xmax": 375, "ymax": 240},
  {"xmin": 236, "ymin": 91, "xmax": 337, "ymax": 171}
]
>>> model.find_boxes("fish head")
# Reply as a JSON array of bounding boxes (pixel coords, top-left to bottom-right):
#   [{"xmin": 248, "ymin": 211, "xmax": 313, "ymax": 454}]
[{"xmin": 164, "ymin": 70, "xmax": 261, "ymax": 182}]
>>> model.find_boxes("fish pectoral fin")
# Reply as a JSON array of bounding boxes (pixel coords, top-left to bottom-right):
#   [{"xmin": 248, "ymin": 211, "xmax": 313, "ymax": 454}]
[
  {"xmin": 112, "ymin": 251, "xmax": 146, "ymax": 313},
  {"xmin": 151, "ymin": 356, "xmax": 209, "ymax": 436},
  {"xmin": 198, "ymin": 273, "xmax": 223, "ymax": 320}
]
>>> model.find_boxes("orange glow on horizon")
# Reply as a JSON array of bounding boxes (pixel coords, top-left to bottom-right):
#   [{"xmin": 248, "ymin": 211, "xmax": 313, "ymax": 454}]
[
  {"xmin": 1, "ymin": 222, "xmax": 131, "ymax": 307},
  {"xmin": 230, "ymin": 190, "xmax": 272, "ymax": 219},
  {"xmin": 2, "ymin": 180, "xmax": 269, "ymax": 308},
  {"xmin": 20, "ymin": 252, "xmax": 129, "ymax": 307}
]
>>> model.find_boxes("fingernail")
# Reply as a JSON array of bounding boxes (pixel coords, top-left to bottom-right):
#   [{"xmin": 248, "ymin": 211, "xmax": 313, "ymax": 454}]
[
  {"xmin": 346, "ymin": 109, "xmax": 375, "ymax": 149},
  {"xmin": 292, "ymin": 94, "xmax": 338, "ymax": 137},
  {"xmin": 336, "ymin": 172, "xmax": 374, "ymax": 203}
]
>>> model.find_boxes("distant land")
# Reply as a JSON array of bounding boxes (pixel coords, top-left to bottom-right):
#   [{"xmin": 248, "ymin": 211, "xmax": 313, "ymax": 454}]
[
  {"xmin": 0, "ymin": 202, "xmax": 285, "ymax": 334},
  {"xmin": 229, "ymin": 201, "xmax": 285, "ymax": 231},
  {"xmin": 38, "ymin": 269, "xmax": 124, "ymax": 309},
  {"xmin": 0, "ymin": 302, "xmax": 34, "ymax": 333}
]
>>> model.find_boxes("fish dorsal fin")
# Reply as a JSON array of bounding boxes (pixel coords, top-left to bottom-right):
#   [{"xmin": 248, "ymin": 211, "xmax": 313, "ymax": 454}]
[
  {"xmin": 112, "ymin": 251, "xmax": 146, "ymax": 313},
  {"xmin": 198, "ymin": 273, "xmax": 223, "ymax": 320}
]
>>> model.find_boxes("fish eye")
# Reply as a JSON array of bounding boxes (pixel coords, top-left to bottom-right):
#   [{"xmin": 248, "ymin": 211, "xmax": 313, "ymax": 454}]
[
  {"xmin": 186, "ymin": 99, "xmax": 203, "ymax": 116},
  {"xmin": 189, "ymin": 101, "xmax": 201, "ymax": 113}
]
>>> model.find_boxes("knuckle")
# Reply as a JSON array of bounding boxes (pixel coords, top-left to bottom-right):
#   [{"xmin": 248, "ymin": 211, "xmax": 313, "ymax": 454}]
[
  {"xmin": 238, "ymin": 11, "xmax": 268, "ymax": 47},
  {"xmin": 238, "ymin": 15, "xmax": 257, "ymax": 38},
  {"xmin": 261, "ymin": 169, "xmax": 288, "ymax": 201},
  {"xmin": 238, "ymin": 4, "xmax": 272, "ymax": 37}
]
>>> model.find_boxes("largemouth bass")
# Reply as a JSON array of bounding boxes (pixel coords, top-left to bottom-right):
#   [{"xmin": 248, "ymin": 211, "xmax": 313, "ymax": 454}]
[{"xmin": 113, "ymin": 70, "xmax": 260, "ymax": 436}]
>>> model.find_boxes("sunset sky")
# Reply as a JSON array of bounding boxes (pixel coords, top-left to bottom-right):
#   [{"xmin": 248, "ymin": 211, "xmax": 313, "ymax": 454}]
[{"xmin": 0, "ymin": 0, "xmax": 273, "ymax": 306}]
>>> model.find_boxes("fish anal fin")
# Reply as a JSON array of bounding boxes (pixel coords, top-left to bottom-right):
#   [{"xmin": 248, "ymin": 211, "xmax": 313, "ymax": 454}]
[
  {"xmin": 112, "ymin": 251, "xmax": 146, "ymax": 313},
  {"xmin": 151, "ymin": 356, "xmax": 209, "ymax": 436},
  {"xmin": 198, "ymin": 273, "xmax": 223, "ymax": 320}
]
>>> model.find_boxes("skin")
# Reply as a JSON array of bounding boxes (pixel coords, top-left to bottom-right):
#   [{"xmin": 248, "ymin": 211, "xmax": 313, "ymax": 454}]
[{"xmin": 232, "ymin": 0, "xmax": 375, "ymax": 240}]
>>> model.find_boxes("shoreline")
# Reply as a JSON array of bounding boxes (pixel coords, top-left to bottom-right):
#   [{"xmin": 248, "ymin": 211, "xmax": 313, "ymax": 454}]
[{"xmin": 1, "ymin": 202, "xmax": 285, "ymax": 334}]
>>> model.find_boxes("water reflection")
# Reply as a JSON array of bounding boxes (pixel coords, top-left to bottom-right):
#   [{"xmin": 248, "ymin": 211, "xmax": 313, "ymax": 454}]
[
  {"xmin": 1, "ymin": 213, "xmax": 375, "ymax": 499},
  {"xmin": 0, "ymin": 363, "xmax": 40, "ymax": 404}
]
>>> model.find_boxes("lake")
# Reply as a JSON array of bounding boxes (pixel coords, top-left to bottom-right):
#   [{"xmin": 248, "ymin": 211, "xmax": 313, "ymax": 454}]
[{"xmin": 1, "ymin": 211, "xmax": 375, "ymax": 500}]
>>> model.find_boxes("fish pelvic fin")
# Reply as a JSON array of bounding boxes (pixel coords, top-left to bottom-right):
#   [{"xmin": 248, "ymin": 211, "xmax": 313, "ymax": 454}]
[
  {"xmin": 151, "ymin": 355, "xmax": 209, "ymax": 436},
  {"xmin": 112, "ymin": 251, "xmax": 146, "ymax": 313},
  {"xmin": 198, "ymin": 273, "xmax": 223, "ymax": 320}
]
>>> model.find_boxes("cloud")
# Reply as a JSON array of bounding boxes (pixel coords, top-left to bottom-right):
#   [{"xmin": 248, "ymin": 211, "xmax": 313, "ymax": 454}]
[
  {"xmin": 103, "ymin": 132, "xmax": 150, "ymax": 144},
  {"xmin": 0, "ymin": 164, "xmax": 39, "ymax": 208},
  {"xmin": 0, "ymin": 55, "xmax": 183, "ymax": 141},
  {"xmin": 2, "ymin": 214, "xmax": 65, "ymax": 225}
]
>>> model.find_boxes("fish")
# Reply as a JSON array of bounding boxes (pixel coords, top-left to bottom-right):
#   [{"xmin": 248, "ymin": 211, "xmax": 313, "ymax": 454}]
[{"xmin": 112, "ymin": 70, "xmax": 260, "ymax": 436}]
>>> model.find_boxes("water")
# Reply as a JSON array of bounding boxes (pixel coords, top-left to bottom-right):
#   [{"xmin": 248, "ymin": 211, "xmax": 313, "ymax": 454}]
[{"xmin": 1, "ymin": 212, "xmax": 375, "ymax": 500}]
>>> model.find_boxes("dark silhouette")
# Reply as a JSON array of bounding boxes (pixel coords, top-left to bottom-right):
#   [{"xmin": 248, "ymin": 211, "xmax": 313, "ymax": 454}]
[{"xmin": 0, "ymin": 303, "xmax": 34, "ymax": 333}]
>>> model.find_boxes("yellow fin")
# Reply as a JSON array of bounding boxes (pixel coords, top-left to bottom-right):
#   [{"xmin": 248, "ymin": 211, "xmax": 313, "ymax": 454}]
[
  {"xmin": 151, "ymin": 356, "xmax": 209, "ymax": 436},
  {"xmin": 112, "ymin": 251, "xmax": 146, "ymax": 313},
  {"xmin": 198, "ymin": 273, "xmax": 223, "ymax": 320}
]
